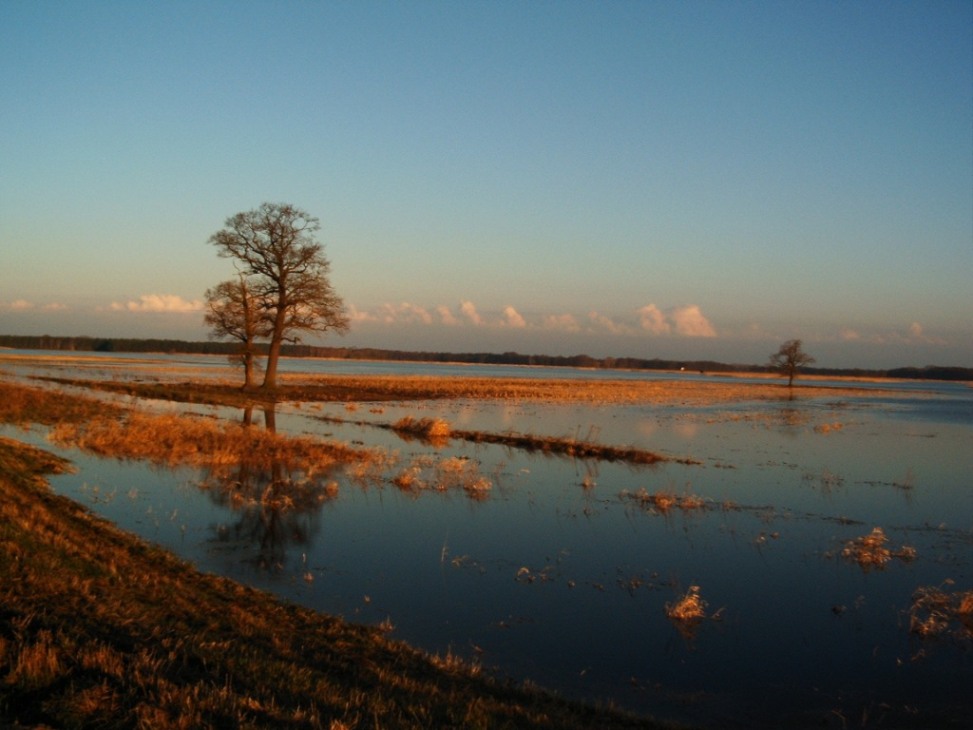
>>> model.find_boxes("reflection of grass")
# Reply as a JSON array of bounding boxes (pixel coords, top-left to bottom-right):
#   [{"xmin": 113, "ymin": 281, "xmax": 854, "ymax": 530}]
[{"xmin": 0, "ymin": 438, "xmax": 662, "ymax": 729}]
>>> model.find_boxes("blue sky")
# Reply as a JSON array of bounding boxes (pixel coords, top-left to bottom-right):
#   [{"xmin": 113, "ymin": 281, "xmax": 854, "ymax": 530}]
[{"xmin": 1, "ymin": 1, "xmax": 970, "ymax": 369}]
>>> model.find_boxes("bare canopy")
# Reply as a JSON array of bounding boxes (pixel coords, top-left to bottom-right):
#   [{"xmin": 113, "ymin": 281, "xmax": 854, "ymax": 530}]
[
  {"xmin": 208, "ymin": 203, "xmax": 349, "ymax": 390},
  {"xmin": 204, "ymin": 275, "xmax": 270, "ymax": 389},
  {"xmin": 769, "ymin": 339, "xmax": 816, "ymax": 389}
]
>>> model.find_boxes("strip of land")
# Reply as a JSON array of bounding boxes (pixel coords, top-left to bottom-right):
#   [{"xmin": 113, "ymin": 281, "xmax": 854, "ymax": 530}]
[{"xmin": 30, "ymin": 371, "xmax": 906, "ymax": 409}]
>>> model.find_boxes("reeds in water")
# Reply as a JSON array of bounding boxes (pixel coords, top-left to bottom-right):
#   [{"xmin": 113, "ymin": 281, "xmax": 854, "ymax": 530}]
[
  {"xmin": 909, "ymin": 582, "xmax": 973, "ymax": 640},
  {"xmin": 840, "ymin": 527, "xmax": 916, "ymax": 570},
  {"xmin": 623, "ymin": 487, "xmax": 708, "ymax": 513}
]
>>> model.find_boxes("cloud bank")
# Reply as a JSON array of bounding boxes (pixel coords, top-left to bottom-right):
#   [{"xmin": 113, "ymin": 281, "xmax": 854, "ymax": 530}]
[
  {"xmin": 350, "ymin": 300, "xmax": 717, "ymax": 339},
  {"xmin": 1, "ymin": 299, "xmax": 68, "ymax": 312},
  {"xmin": 110, "ymin": 294, "xmax": 203, "ymax": 313}
]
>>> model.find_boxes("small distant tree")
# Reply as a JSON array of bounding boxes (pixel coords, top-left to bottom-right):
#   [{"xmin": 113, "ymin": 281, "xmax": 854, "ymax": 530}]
[
  {"xmin": 209, "ymin": 203, "xmax": 349, "ymax": 390},
  {"xmin": 204, "ymin": 275, "xmax": 270, "ymax": 389},
  {"xmin": 769, "ymin": 339, "xmax": 815, "ymax": 389}
]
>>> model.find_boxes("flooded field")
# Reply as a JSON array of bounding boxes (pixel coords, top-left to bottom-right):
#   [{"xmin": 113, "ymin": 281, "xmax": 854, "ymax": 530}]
[{"xmin": 2, "ymin": 351, "xmax": 971, "ymax": 728}]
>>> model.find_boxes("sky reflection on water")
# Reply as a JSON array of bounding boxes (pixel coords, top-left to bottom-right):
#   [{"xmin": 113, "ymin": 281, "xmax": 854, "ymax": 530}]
[{"xmin": 2, "ymin": 356, "xmax": 971, "ymax": 727}]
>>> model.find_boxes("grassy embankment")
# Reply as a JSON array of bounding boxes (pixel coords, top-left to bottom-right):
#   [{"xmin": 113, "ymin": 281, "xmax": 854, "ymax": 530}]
[{"xmin": 0, "ymin": 381, "xmax": 671, "ymax": 729}]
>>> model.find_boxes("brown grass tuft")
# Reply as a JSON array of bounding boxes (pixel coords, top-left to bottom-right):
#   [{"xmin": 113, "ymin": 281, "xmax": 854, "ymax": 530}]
[
  {"xmin": 50, "ymin": 410, "xmax": 375, "ymax": 473},
  {"xmin": 624, "ymin": 488, "xmax": 709, "ymax": 514},
  {"xmin": 391, "ymin": 455, "xmax": 491, "ymax": 501},
  {"xmin": 841, "ymin": 527, "xmax": 916, "ymax": 570},
  {"xmin": 666, "ymin": 585, "xmax": 708, "ymax": 623},
  {"xmin": 392, "ymin": 416, "xmax": 452, "ymax": 445},
  {"xmin": 909, "ymin": 583, "xmax": 973, "ymax": 641}
]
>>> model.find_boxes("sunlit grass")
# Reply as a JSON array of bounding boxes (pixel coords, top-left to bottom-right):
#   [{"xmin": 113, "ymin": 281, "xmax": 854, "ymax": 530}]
[
  {"xmin": 666, "ymin": 585, "xmax": 708, "ymax": 623},
  {"xmin": 49, "ymin": 410, "xmax": 377, "ymax": 472},
  {"xmin": 622, "ymin": 487, "xmax": 709, "ymax": 514},
  {"xmin": 840, "ymin": 527, "xmax": 916, "ymax": 570},
  {"xmin": 0, "ymin": 380, "xmax": 123, "ymax": 426},
  {"xmin": 34, "ymin": 370, "xmax": 893, "ymax": 408},
  {"xmin": 287, "ymin": 373, "xmax": 880, "ymax": 405},
  {"xmin": 391, "ymin": 454, "xmax": 492, "ymax": 501},
  {"xmin": 392, "ymin": 415, "xmax": 452, "ymax": 445},
  {"xmin": 909, "ymin": 581, "xmax": 973, "ymax": 642}
]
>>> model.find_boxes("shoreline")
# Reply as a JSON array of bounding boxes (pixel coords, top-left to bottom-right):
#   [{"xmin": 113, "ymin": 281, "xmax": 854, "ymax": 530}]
[{"xmin": 0, "ymin": 429, "xmax": 669, "ymax": 729}]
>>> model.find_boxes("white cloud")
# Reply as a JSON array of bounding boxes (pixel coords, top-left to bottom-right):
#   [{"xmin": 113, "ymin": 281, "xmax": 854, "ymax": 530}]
[
  {"xmin": 436, "ymin": 305, "xmax": 459, "ymax": 325},
  {"xmin": 669, "ymin": 305, "xmax": 716, "ymax": 337},
  {"xmin": 1, "ymin": 299, "xmax": 68, "ymax": 313},
  {"xmin": 348, "ymin": 304, "xmax": 377, "ymax": 323},
  {"xmin": 839, "ymin": 328, "xmax": 861, "ymax": 341},
  {"xmin": 502, "ymin": 305, "xmax": 527, "ymax": 328},
  {"xmin": 376, "ymin": 302, "xmax": 433, "ymax": 325},
  {"xmin": 347, "ymin": 299, "xmax": 717, "ymax": 340},
  {"xmin": 542, "ymin": 313, "xmax": 581, "ymax": 333},
  {"xmin": 905, "ymin": 321, "xmax": 946, "ymax": 346},
  {"xmin": 460, "ymin": 300, "xmax": 482, "ymax": 326},
  {"xmin": 636, "ymin": 304, "xmax": 670, "ymax": 335},
  {"xmin": 588, "ymin": 311, "xmax": 633, "ymax": 336},
  {"xmin": 111, "ymin": 294, "xmax": 203, "ymax": 313},
  {"xmin": 634, "ymin": 303, "xmax": 716, "ymax": 337}
]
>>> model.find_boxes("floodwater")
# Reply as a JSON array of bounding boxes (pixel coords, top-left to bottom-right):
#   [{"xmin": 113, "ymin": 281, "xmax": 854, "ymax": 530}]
[{"xmin": 2, "ymin": 352, "xmax": 971, "ymax": 728}]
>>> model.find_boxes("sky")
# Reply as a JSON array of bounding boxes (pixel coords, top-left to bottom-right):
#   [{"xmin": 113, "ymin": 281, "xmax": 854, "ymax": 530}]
[{"xmin": 1, "ymin": 1, "xmax": 970, "ymax": 369}]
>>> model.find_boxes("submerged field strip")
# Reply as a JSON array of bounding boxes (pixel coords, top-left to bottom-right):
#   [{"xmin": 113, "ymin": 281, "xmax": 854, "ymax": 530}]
[{"xmin": 1, "ymin": 352, "xmax": 971, "ymax": 728}]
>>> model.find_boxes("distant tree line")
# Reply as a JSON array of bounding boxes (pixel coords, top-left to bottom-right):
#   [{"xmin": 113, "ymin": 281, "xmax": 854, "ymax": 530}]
[{"xmin": 3, "ymin": 334, "xmax": 971, "ymax": 381}]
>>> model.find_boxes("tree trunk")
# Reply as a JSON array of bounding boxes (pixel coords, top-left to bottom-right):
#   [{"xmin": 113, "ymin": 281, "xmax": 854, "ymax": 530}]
[
  {"xmin": 262, "ymin": 290, "xmax": 288, "ymax": 390},
  {"xmin": 262, "ymin": 334, "xmax": 282, "ymax": 390}
]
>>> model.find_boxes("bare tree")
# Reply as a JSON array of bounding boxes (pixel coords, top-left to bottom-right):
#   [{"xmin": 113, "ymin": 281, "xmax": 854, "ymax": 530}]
[
  {"xmin": 769, "ymin": 339, "xmax": 815, "ymax": 390},
  {"xmin": 204, "ymin": 275, "xmax": 270, "ymax": 389},
  {"xmin": 208, "ymin": 203, "xmax": 349, "ymax": 390}
]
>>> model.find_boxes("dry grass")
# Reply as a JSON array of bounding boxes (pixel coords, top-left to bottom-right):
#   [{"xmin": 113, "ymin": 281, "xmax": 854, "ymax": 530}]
[
  {"xmin": 666, "ymin": 585, "xmax": 708, "ymax": 622},
  {"xmin": 909, "ymin": 582, "xmax": 973, "ymax": 641},
  {"xmin": 287, "ymin": 373, "xmax": 883, "ymax": 405},
  {"xmin": 49, "ymin": 409, "xmax": 386, "ymax": 513},
  {"xmin": 840, "ymin": 527, "xmax": 916, "ymax": 570},
  {"xmin": 0, "ymin": 380, "xmax": 123, "ymax": 426},
  {"xmin": 623, "ymin": 488, "xmax": 709, "ymax": 514},
  {"xmin": 391, "ymin": 455, "xmax": 492, "ymax": 501},
  {"xmin": 392, "ymin": 415, "xmax": 453, "ymax": 445},
  {"xmin": 49, "ymin": 410, "xmax": 376, "ymax": 474}
]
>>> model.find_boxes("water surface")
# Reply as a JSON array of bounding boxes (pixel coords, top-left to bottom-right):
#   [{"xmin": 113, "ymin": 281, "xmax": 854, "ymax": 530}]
[{"xmin": 2, "ymin": 353, "xmax": 970, "ymax": 727}]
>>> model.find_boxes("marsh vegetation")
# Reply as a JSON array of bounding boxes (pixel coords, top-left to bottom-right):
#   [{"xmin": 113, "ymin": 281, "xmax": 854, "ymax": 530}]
[{"xmin": 1, "ymin": 352, "xmax": 971, "ymax": 728}]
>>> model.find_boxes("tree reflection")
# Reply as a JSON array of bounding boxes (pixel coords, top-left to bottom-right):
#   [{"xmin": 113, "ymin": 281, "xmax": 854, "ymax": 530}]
[{"xmin": 203, "ymin": 404, "xmax": 338, "ymax": 570}]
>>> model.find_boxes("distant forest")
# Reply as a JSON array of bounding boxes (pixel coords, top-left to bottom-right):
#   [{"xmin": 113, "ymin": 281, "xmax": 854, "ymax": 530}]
[{"xmin": 1, "ymin": 334, "xmax": 971, "ymax": 381}]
